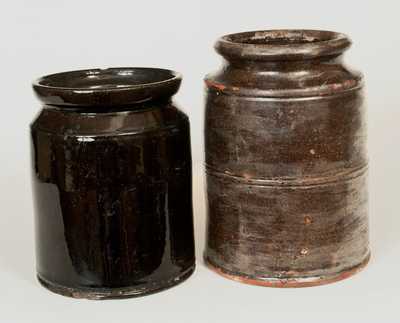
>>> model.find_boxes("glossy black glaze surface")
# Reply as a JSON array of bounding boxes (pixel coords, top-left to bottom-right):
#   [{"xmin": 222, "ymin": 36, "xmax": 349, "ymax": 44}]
[{"xmin": 31, "ymin": 68, "xmax": 195, "ymax": 299}]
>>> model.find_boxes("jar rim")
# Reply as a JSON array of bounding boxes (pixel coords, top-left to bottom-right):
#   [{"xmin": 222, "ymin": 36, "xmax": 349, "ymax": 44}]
[
  {"xmin": 215, "ymin": 30, "xmax": 351, "ymax": 61},
  {"xmin": 32, "ymin": 67, "xmax": 182, "ymax": 107}
]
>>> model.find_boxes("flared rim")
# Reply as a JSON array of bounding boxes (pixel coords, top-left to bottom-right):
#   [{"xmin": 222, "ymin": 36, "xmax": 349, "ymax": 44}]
[
  {"xmin": 215, "ymin": 29, "xmax": 351, "ymax": 61},
  {"xmin": 32, "ymin": 67, "xmax": 182, "ymax": 107}
]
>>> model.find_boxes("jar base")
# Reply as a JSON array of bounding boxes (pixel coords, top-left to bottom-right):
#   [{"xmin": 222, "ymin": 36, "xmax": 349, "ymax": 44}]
[
  {"xmin": 205, "ymin": 254, "xmax": 370, "ymax": 288},
  {"xmin": 37, "ymin": 265, "xmax": 195, "ymax": 300}
]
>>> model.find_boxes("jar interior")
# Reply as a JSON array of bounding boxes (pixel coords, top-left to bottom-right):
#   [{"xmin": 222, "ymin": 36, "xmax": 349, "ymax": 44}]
[{"xmin": 224, "ymin": 30, "xmax": 335, "ymax": 46}]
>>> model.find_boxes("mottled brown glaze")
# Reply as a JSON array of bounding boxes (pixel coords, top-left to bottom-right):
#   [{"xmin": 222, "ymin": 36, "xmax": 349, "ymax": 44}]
[
  {"xmin": 204, "ymin": 30, "xmax": 369, "ymax": 287},
  {"xmin": 31, "ymin": 68, "xmax": 195, "ymax": 299}
]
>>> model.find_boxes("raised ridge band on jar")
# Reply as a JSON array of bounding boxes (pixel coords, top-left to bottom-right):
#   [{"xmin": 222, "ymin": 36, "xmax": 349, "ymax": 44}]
[
  {"xmin": 31, "ymin": 67, "xmax": 195, "ymax": 299},
  {"xmin": 204, "ymin": 30, "xmax": 369, "ymax": 287}
]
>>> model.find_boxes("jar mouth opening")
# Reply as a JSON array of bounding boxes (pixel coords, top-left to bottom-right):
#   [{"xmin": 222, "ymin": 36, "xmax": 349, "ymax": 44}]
[
  {"xmin": 216, "ymin": 30, "xmax": 351, "ymax": 61},
  {"xmin": 33, "ymin": 67, "xmax": 182, "ymax": 107}
]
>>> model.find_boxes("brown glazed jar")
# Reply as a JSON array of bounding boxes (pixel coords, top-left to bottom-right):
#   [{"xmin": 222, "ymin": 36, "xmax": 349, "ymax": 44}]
[
  {"xmin": 31, "ymin": 68, "xmax": 195, "ymax": 299},
  {"xmin": 204, "ymin": 30, "xmax": 369, "ymax": 287}
]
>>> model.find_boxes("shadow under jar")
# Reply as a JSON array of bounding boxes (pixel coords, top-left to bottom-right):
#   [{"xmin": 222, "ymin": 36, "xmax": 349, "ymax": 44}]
[
  {"xmin": 204, "ymin": 30, "xmax": 369, "ymax": 287},
  {"xmin": 31, "ymin": 67, "xmax": 195, "ymax": 299}
]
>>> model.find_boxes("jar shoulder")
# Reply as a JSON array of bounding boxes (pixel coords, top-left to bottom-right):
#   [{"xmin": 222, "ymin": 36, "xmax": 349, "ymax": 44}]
[
  {"xmin": 31, "ymin": 102, "xmax": 188, "ymax": 137},
  {"xmin": 205, "ymin": 61, "xmax": 363, "ymax": 98}
]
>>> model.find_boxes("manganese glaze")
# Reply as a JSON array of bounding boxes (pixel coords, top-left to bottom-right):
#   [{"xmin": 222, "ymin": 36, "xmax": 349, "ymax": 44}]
[
  {"xmin": 204, "ymin": 30, "xmax": 369, "ymax": 287},
  {"xmin": 31, "ymin": 68, "xmax": 195, "ymax": 299}
]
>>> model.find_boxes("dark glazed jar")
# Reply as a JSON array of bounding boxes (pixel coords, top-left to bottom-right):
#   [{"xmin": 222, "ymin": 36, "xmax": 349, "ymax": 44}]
[
  {"xmin": 31, "ymin": 68, "xmax": 195, "ymax": 299},
  {"xmin": 204, "ymin": 30, "xmax": 369, "ymax": 287}
]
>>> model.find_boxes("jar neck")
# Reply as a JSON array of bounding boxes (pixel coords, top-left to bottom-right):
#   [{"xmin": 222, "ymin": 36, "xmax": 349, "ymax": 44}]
[
  {"xmin": 42, "ymin": 97, "xmax": 172, "ymax": 113},
  {"xmin": 222, "ymin": 54, "xmax": 344, "ymax": 71}
]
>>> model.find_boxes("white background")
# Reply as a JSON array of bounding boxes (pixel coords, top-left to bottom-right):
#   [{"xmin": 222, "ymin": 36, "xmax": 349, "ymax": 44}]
[{"xmin": 1, "ymin": 0, "xmax": 399, "ymax": 322}]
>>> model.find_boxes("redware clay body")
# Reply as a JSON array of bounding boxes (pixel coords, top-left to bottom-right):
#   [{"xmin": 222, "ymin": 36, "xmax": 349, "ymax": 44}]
[
  {"xmin": 204, "ymin": 30, "xmax": 369, "ymax": 287},
  {"xmin": 31, "ymin": 68, "xmax": 195, "ymax": 299}
]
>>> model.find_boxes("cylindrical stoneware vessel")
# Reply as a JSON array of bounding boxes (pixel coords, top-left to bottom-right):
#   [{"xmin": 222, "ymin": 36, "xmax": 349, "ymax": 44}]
[
  {"xmin": 204, "ymin": 30, "xmax": 369, "ymax": 287},
  {"xmin": 31, "ymin": 67, "xmax": 195, "ymax": 299}
]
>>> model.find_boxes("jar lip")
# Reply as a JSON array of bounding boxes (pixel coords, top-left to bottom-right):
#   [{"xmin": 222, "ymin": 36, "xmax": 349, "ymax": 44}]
[
  {"xmin": 32, "ymin": 67, "xmax": 182, "ymax": 107},
  {"xmin": 215, "ymin": 30, "xmax": 351, "ymax": 61}
]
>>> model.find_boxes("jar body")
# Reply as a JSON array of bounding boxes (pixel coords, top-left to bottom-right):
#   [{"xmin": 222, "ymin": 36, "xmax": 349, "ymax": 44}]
[
  {"xmin": 204, "ymin": 31, "xmax": 369, "ymax": 287},
  {"xmin": 31, "ymin": 102, "xmax": 195, "ymax": 298}
]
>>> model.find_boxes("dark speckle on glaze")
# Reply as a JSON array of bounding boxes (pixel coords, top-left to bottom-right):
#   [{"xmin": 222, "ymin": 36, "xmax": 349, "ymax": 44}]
[
  {"xmin": 204, "ymin": 30, "xmax": 369, "ymax": 287},
  {"xmin": 31, "ymin": 67, "xmax": 195, "ymax": 299}
]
